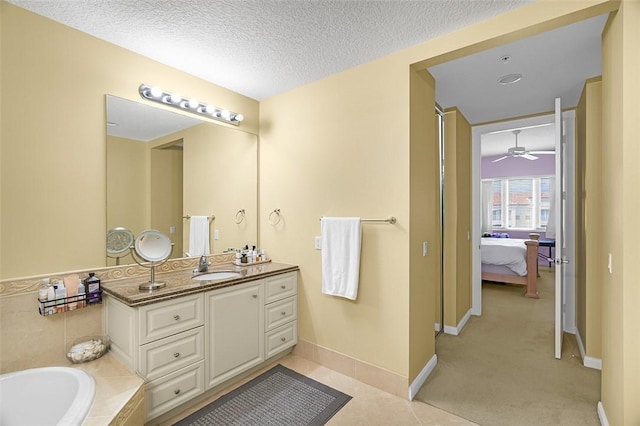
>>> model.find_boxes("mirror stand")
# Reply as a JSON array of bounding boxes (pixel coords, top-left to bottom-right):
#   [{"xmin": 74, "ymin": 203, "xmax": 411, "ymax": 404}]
[
  {"xmin": 130, "ymin": 229, "xmax": 175, "ymax": 291},
  {"xmin": 129, "ymin": 247, "xmax": 174, "ymax": 291}
]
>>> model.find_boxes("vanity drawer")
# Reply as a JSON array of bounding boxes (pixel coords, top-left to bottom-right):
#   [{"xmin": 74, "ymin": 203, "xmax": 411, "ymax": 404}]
[
  {"xmin": 265, "ymin": 322, "xmax": 297, "ymax": 359},
  {"xmin": 265, "ymin": 296, "xmax": 297, "ymax": 331},
  {"xmin": 139, "ymin": 294, "xmax": 204, "ymax": 344},
  {"xmin": 264, "ymin": 272, "xmax": 297, "ymax": 304},
  {"xmin": 146, "ymin": 361, "xmax": 205, "ymax": 420},
  {"xmin": 139, "ymin": 326, "xmax": 204, "ymax": 381}
]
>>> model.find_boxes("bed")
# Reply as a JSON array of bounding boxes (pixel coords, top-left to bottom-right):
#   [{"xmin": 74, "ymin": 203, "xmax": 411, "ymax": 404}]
[{"xmin": 481, "ymin": 237, "xmax": 539, "ymax": 298}]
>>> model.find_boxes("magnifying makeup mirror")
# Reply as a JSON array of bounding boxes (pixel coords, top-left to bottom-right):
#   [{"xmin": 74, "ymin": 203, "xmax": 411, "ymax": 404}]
[
  {"xmin": 106, "ymin": 227, "xmax": 134, "ymax": 265},
  {"xmin": 130, "ymin": 229, "xmax": 174, "ymax": 290}
]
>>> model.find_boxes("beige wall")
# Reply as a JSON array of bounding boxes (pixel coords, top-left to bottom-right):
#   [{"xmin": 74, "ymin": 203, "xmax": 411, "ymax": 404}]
[
  {"xmin": 409, "ymin": 68, "xmax": 438, "ymax": 380},
  {"xmin": 181, "ymin": 124, "xmax": 258, "ymax": 254},
  {"xmin": 150, "ymin": 146, "xmax": 184, "ymax": 257},
  {"xmin": 260, "ymin": 53, "xmax": 412, "ymax": 377},
  {"xmin": 106, "ymin": 135, "xmax": 150, "ymax": 265},
  {"xmin": 0, "ymin": 2, "xmax": 259, "ymax": 280},
  {"xmin": 575, "ymin": 78, "xmax": 603, "ymax": 360},
  {"xmin": 443, "ymin": 108, "xmax": 472, "ymax": 328},
  {"xmin": 601, "ymin": 1, "xmax": 640, "ymax": 424}
]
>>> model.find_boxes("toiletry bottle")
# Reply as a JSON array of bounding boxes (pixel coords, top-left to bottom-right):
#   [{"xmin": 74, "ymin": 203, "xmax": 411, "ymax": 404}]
[
  {"xmin": 77, "ymin": 279, "xmax": 86, "ymax": 308},
  {"xmin": 64, "ymin": 274, "xmax": 80, "ymax": 311},
  {"xmin": 46, "ymin": 282, "xmax": 56, "ymax": 315},
  {"xmin": 85, "ymin": 273, "xmax": 101, "ymax": 304},
  {"xmin": 38, "ymin": 278, "xmax": 50, "ymax": 301},
  {"xmin": 39, "ymin": 278, "xmax": 50, "ymax": 315},
  {"xmin": 55, "ymin": 281, "xmax": 67, "ymax": 313}
]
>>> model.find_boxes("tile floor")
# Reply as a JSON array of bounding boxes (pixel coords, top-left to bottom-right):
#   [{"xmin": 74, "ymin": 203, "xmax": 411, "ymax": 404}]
[{"xmin": 161, "ymin": 354, "xmax": 477, "ymax": 426}]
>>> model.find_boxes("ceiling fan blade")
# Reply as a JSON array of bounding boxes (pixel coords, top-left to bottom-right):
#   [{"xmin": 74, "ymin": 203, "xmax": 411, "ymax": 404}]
[
  {"xmin": 529, "ymin": 150, "xmax": 555, "ymax": 155},
  {"xmin": 485, "ymin": 123, "xmax": 554, "ymax": 135},
  {"xmin": 492, "ymin": 156, "xmax": 509, "ymax": 163},
  {"xmin": 522, "ymin": 154, "xmax": 538, "ymax": 160}
]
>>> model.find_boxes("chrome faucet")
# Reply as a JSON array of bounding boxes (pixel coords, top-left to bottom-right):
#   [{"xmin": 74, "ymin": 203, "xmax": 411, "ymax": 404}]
[{"xmin": 198, "ymin": 255, "xmax": 211, "ymax": 273}]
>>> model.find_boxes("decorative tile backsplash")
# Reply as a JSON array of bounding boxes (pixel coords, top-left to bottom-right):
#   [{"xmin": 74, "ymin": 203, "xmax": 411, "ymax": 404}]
[
  {"xmin": 0, "ymin": 253, "xmax": 236, "ymax": 298},
  {"xmin": 0, "ymin": 253, "xmax": 236, "ymax": 374}
]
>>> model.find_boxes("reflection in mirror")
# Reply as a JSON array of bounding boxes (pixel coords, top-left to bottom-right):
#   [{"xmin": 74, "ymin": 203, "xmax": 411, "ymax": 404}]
[{"xmin": 106, "ymin": 95, "xmax": 258, "ymax": 266}]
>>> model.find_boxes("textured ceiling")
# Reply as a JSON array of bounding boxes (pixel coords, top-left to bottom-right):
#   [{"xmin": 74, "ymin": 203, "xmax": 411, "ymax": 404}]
[
  {"xmin": 9, "ymin": 0, "xmax": 607, "ymax": 157},
  {"xmin": 7, "ymin": 0, "xmax": 531, "ymax": 101}
]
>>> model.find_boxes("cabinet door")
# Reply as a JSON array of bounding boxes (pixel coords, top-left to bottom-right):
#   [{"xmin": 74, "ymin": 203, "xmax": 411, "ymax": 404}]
[{"xmin": 206, "ymin": 281, "xmax": 264, "ymax": 389}]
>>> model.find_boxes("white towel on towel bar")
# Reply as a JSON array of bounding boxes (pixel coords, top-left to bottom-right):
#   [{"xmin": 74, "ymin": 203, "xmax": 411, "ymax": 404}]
[
  {"xmin": 189, "ymin": 216, "xmax": 210, "ymax": 256},
  {"xmin": 321, "ymin": 217, "xmax": 362, "ymax": 300}
]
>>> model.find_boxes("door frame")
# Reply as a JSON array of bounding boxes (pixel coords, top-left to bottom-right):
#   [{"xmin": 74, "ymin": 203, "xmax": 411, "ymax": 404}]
[{"xmin": 471, "ymin": 112, "xmax": 576, "ymax": 336}]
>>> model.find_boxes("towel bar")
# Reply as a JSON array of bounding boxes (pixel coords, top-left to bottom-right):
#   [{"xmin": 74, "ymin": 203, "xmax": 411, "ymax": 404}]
[
  {"xmin": 183, "ymin": 214, "xmax": 215, "ymax": 221},
  {"xmin": 319, "ymin": 216, "xmax": 396, "ymax": 224}
]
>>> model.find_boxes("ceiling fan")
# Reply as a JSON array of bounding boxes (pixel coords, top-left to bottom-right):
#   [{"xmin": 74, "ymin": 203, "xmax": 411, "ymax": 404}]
[{"xmin": 492, "ymin": 130, "xmax": 555, "ymax": 162}]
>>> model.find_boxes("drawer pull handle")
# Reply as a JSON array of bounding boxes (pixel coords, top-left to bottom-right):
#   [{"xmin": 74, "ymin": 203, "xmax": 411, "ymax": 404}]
[
  {"xmin": 174, "ymin": 352, "xmax": 180, "ymax": 358},
  {"xmin": 281, "ymin": 311, "xmax": 287, "ymax": 316},
  {"xmin": 280, "ymin": 285, "xmax": 286, "ymax": 289},
  {"xmin": 252, "ymin": 294, "xmax": 258, "ymax": 298},
  {"xmin": 174, "ymin": 389, "xmax": 181, "ymax": 395},
  {"xmin": 173, "ymin": 315, "xmax": 181, "ymax": 321},
  {"xmin": 281, "ymin": 337, "xmax": 287, "ymax": 342}
]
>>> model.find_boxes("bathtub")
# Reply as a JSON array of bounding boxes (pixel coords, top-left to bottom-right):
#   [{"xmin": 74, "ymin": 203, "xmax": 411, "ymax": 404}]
[{"xmin": 0, "ymin": 366, "xmax": 95, "ymax": 425}]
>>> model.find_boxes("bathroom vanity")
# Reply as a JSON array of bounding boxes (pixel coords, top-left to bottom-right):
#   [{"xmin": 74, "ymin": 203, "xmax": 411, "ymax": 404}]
[{"xmin": 102, "ymin": 262, "xmax": 298, "ymax": 421}]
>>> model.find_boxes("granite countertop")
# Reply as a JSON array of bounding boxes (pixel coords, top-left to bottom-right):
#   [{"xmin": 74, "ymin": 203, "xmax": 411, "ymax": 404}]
[{"xmin": 102, "ymin": 261, "xmax": 299, "ymax": 307}]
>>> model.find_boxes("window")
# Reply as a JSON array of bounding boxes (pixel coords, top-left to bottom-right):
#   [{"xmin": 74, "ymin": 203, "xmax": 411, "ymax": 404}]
[{"xmin": 485, "ymin": 176, "xmax": 552, "ymax": 230}]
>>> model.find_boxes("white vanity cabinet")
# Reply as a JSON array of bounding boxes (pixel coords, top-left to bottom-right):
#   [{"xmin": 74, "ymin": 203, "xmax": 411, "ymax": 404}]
[
  {"xmin": 206, "ymin": 280, "xmax": 264, "ymax": 389},
  {"xmin": 105, "ymin": 293, "xmax": 206, "ymax": 419},
  {"xmin": 264, "ymin": 272, "xmax": 298, "ymax": 358},
  {"xmin": 104, "ymin": 270, "xmax": 297, "ymax": 422}
]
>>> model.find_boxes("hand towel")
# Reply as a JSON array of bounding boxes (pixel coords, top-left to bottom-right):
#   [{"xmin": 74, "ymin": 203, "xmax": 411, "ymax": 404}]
[
  {"xmin": 321, "ymin": 217, "xmax": 362, "ymax": 300},
  {"xmin": 189, "ymin": 216, "xmax": 210, "ymax": 256}
]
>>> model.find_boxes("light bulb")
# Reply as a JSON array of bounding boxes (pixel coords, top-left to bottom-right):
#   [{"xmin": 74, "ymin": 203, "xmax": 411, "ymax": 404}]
[
  {"xmin": 150, "ymin": 86, "xmax": 162, "ymax": 98},
  {"xmin": 221, "ymin": 109, "xmax": 231, "ymax": 120},
  {"xmin": 187, "ymin": 99, "xmax": 199, "ymax": 109},
  {"xmin": 204, "ymin": 104, "xmax": 215, "ymax": 114},
  {"xmin": 169, "ymin": 93, "xmax": 182, "ymax": 104},
  {"xmin": 232, "ymin": 114, "xmax": 245, "ymax": 122}
]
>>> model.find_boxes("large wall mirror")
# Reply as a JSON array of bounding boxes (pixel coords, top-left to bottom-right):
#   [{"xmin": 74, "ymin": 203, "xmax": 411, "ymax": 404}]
[{"xmin": 106, "ymin": 95, "xmax": 258, "ymax": 266}]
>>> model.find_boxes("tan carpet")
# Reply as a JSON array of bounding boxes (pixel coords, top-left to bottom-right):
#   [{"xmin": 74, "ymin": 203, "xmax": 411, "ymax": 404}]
[{"xmin": 415, "ymin": 270, "xmax": 601, "ymax": 426}]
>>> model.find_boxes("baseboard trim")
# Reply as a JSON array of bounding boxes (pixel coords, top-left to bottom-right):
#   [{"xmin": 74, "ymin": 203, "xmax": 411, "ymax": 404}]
[
  {"xmin": 597, "ymin": 401, "xmax": 609, "ymax": 426},
  {"xmin": 443, "ymin": 309, "xmax": 472, "ymax": 336},
  {"xmin": 584, "ymin": 355, "xmax": 602, "ymax": 370},
  {"xmin": 575, "ymin": 327, "xmax": 586, "ymax": 359},
  {"xmin": 575, "ymin": 328, "xmax": 602, "ymax": 370},
  {"xmin": 409, "ymin": 354, "xmax": 437, "ymax": 401}
]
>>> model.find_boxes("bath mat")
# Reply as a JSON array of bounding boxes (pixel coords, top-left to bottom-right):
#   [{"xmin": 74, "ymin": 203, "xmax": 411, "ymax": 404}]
[{"xmin": 173, "ymin": 364, "xmax": 351, "ymax": 426}]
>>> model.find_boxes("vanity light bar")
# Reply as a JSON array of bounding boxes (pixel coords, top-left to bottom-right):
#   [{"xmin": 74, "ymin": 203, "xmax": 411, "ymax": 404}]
[{"xmin": 138, "ymin": 84, "xmax": 244, "ymax": 126}]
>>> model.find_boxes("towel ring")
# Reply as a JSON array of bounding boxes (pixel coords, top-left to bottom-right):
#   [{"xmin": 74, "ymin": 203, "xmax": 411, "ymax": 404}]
[
  {"xmin": 268, "ymin": 209, "xmax": 281, "ymax": 226},
  {"xmin": 235, "ymin": 209, "xmax": 246, "ymax": 224}
]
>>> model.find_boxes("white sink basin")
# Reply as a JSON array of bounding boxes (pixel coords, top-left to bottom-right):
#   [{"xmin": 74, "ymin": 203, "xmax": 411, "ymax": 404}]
[{"xmin": 193, "ymin": 271, "xmax": 241, "ymax": 281}]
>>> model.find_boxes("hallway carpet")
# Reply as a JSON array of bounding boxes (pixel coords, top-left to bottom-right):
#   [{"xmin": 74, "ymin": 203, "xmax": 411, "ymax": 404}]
[{"xmin": 415, "ymin": 270, "xmax": 601, "ymax": 426}]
